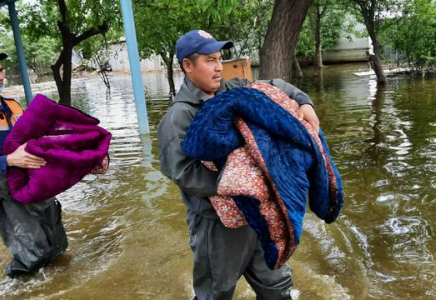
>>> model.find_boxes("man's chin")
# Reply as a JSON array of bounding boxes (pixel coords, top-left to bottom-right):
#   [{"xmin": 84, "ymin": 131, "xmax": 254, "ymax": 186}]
[
  {"xmin": 211, "ymin": 86, "xmax": 221, "ymax": 94},
  {"xmin": 207, "ymin": 81, "xmax": 219, "ymax": 91}
]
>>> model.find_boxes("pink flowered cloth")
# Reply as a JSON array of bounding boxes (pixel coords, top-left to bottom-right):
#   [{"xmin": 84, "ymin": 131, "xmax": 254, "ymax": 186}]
[{"xmin": 205, "ymin": 82, "xmax": 338, "ymax": 269}]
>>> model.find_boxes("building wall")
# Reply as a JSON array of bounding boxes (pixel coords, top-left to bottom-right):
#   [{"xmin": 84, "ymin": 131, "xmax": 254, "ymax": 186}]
[
  {"xmin": 323, "ymin": 20, "xmax": 372, "ymax": 63},
  {"xmin": 106, "ymin": 42, "xmax": 166, "ymax": 72},
  {"xmin": 323, "ymin": 36, "xmax": 372, "ymax": 63}
]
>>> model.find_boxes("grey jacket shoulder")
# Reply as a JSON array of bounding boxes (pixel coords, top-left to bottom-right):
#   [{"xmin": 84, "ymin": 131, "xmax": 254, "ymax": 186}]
[
  {"xmin": 257, "ymin": 78, "xmax": 313, "ymax": 106},
  {"xmin": 221, "ymin": 77, "xmax": 250, "ymax": 90}
]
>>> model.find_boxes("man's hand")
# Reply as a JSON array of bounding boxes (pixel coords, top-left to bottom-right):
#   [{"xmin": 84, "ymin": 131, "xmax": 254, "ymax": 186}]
[
  {"xmin": 6, "ymin": 143, "xmax": 46, "ymax": 169},
  {"xmin": 299, "ymin": 104, "xmax": 320, "ymax": 134}
]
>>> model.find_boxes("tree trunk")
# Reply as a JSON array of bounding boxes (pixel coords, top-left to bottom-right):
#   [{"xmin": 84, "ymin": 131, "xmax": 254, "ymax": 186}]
[
  {"xmin": 314, "ymin": 8, "xmax": 323, "ymax": 68},
  {"xmin": 292, "ymin": 53, "xmax": 303, "ymax": 78},
  {"xmin": 61, "ymin": 46, "xmax": 73, "ymax": 104},
  {"xmin": 356, "ymin": 0, "xmax": 386, "ymax": 84},
  {"xmin": 370, "ymin": 40, "xmax": 386, "ymax": 84},
  {"xmin": 259, "ymin": 0, "xmax": 314, "ymax": 81},
  {"xmin": 51, "ymin": 0, "xmax": 110, "ymax": 106},
  {"xmin": 162, "ymin": 53, "xmax": 176, "ymax": 97},
  {"xmin": 51, "ymin": 42, "xmax": 73, "ymax": 105},
  {"xmin": 167, "ymin": 63, "xmax": 175, "ymax": 96}
]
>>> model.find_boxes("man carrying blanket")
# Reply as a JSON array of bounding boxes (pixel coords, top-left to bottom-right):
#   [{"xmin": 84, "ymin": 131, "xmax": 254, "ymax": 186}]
[
  {"xmin": 182, "ymin": 82, "xmax": 343, "ymax": 271},
  {"xmin": 158, "ymin": 30, "xmax": 330, "ymax": 299}
]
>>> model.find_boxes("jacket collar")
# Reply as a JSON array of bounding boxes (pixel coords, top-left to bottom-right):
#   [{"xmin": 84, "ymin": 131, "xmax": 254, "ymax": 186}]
[{"xmin": 174, "ymin": 77, "xmax": 226, "ymax": 105}]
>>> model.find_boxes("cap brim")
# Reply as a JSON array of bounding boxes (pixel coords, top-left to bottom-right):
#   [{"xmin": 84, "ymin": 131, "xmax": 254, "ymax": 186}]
[
  {"xmin": 0, "ymin": 53, "xmax": 7, "ymax": 61},
  {"xmin": 198, "ymin": 41, "xmax": 234, "ymax": 55}
]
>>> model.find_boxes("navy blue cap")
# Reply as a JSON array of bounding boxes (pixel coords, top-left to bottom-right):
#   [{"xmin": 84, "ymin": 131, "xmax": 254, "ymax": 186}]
[
  {"xmin": 0, "ymin": 53, "xmax": 7, "ymax": 61},
  {"xmin": 176, "ymin": 30, "xmax": 233, "ymax": 64}
]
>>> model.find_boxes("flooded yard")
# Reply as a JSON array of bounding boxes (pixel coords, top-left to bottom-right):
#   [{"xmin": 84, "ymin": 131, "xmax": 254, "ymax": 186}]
[{"xmin": 1, "ymin": 64, "xmax": 436, "ymax": 299}]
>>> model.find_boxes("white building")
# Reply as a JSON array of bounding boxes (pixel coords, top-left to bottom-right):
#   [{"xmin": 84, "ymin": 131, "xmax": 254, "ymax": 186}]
[
  {"xmin": 106, "ymin": 39, "xmax": 166, "ymax": 72},
  {"xmin": 323, "ymin": 22, "xmax": 372, "ymax": 63}
]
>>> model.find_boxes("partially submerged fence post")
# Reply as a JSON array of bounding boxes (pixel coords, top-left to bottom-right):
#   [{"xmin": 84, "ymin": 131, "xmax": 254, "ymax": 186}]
[
  {"xmin": 6, "ymin": 0, "xmax": 33, "ymax": 105},
  {"xmin": 120, "ymin": 0, "xmax": 150, "ymax": 134}
]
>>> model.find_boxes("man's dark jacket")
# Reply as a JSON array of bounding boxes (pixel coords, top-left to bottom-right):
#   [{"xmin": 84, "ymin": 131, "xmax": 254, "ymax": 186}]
[{"xmin": 158, "ymin": 77, "xmax": 313, "ymax": 218}]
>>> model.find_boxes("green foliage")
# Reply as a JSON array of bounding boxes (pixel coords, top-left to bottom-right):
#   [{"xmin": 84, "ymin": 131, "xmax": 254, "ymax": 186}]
[
  {"xmin": 345, "ymin": 0, "xmax": 403, "ymax": 38},
  {"xmin": 133, "ymin": 0, "xmax": 198, "ymax": 65},
  {"xmin": 0, "ymin": 0, "xmax": 122, "ymax": 68},
  {"xmin": 380, "ymin": 0, "xmax": 436, "ymax": 71},
  {"xmin": 22, "ymin": 0, "xmax": 121, "ymax": 39},
  {"xmin": 133, "ymin": 0, "xmax": 273, "ymax": 64},
  {"xmin": 0, "ymin": 19, "xmax": 57, "ymax": 74},
  {"xmin": 0, "ymin": 27, "xmax": 17, "ymax": 71},
  {"xmin": 23, "ymin": 35, "xmax": 58, "ymax": 73},
  {"xmin": 208, "ymin": 0, "xmax": 274, "ymax": 59},
  {"xmin": 296, "ymin": 1, "xmax": 348, "ymax": 58},
  {"xmin": 196, "ymin": 0, "xmax": 241, "ymax": 24}
]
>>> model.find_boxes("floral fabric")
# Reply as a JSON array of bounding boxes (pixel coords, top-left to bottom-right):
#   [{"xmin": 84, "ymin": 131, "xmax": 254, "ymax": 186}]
[{"xmin": 183, "ymin": 83, "xmax": 343, "ymax": 269}]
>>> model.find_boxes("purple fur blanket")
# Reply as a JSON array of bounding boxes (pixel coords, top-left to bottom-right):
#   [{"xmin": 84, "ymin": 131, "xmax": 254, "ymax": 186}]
[{"xmin": 3, "ymin": 94, "xmax": 111, "ymax": 204}]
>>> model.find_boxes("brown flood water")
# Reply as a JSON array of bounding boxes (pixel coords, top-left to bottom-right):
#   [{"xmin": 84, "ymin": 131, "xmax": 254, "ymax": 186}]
[{"xmin": 1, "ymin": 64, "xmax": 436, "ymax": 299}]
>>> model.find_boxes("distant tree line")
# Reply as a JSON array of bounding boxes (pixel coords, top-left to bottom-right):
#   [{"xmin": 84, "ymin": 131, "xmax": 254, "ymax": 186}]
[
  {"xmin": 0, "ymin": 0, "xmax": 435, "ymax": 103},
  {"xmin": 0, "ymin": 0, "xmax": 121, "ymax": 106}
]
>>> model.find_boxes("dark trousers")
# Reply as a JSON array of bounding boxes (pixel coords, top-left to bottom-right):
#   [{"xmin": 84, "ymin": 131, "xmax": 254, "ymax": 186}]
[
  {"xmin": 0, "ymin": 177, "xmax": 68, "ymax": 276},
  {"xmin": 187, "ymin": 210, "xmax": 293, "ymax": 300}
]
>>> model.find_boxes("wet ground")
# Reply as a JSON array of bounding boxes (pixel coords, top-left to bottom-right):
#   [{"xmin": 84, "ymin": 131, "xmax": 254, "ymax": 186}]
[{"xmin": 1, "ymin": 64, "xmax": 436, "ymax": 299}]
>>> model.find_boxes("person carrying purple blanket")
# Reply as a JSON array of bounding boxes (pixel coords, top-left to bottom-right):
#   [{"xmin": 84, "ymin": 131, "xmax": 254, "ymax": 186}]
[
  {"xmin": 0, "ymin": 53, "xmax": 68, "ymax": 277},
  {"xmin": 0, "ymin": 53, "xmax": 110, "ymax": 277}
]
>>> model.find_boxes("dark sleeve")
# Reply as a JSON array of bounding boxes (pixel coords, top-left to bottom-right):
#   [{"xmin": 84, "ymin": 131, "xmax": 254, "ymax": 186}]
[
  {"xmin": 0, "ymin": 155, "xmax": 7, "ymax": 174},
  {"xmin": 257, "ymin": 78, "xmax": 314, "ymax": 107},
  {"xmin": 158, "ymin": 105, "xmax": 219, "ymax": 197}
]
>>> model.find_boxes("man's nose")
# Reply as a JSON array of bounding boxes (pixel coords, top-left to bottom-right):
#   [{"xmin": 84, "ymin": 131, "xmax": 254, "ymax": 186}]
[{"xmin": 216, "ymin": 61, "xmax": 223, "ymax": 72}]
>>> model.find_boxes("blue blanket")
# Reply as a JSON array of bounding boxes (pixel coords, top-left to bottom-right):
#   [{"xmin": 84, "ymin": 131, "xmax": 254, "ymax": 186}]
[{"xmin": 182, "ymin": 86, "xmax": 343, "ymax": 269}]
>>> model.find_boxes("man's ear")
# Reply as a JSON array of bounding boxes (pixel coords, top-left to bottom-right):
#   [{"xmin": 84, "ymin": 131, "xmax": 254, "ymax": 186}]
[{"xmin": 182, "ymin": 58, "xmax": 193, "ymax": 73}]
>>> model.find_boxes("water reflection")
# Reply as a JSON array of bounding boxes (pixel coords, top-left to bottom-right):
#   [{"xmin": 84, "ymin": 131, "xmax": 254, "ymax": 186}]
[
  {"xmin": 1, "ymin": 66, "xmax": 436, "ymax": 299},
  {"xmin": 294, "ymin": 65, "xmax": 436, "ymax": 299}
]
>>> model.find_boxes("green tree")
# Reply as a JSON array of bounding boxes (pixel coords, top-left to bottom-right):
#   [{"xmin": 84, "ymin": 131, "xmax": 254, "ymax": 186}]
[
  {"xmin": 133, "ymin": 0, "xmax": 201, "ymax": 96},
  {"xmin": 311, "ymin": 0, "xmax": 331, "ymax": 68},
  {"xmin": 0, "ymin": 5, "xmax": 57, "ymax": 78},
  {"xmin": 20, "ymin": 0, "xmax": 121, "ymax": 105},
  {"xmin": 0, "ymin": 29, "xmax": 22, "ymax": 74},
  {"xmin": 133, "ymin": 0, "xmax": 270, "ymax": 95},
  {"xmin": 23, "ymin": 36, "xmax": 58, "ymax": 76},
  {"xmin": 345, "ymin": 0, "xmax": 402, "ymax": 84},
  {"xmin": 311, "ymin": 1, "xmax": 348, "ymax": 68},
  {"xmin": 196, "ymin": 0, "xmax": 273, "ymax": 59},
  {"xmin": 296, "ymin": 1, "xmax": 349, "ymax": 68},
  {"xmin": 381, "ymin": 0, "xmax": 436, "ymax": 75}
]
